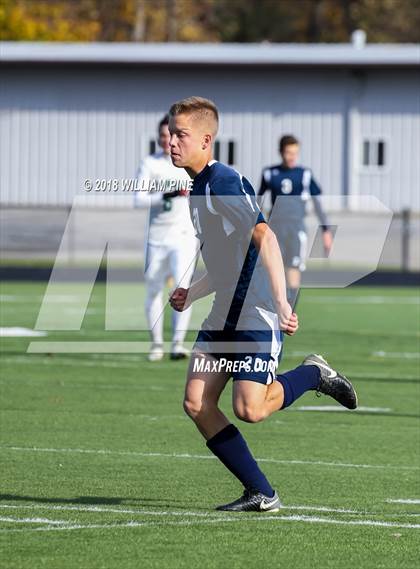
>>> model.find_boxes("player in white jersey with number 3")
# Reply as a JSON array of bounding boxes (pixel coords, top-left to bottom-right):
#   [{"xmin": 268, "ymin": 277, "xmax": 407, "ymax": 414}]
[{"xmin": 134, "ymin": 115, "xmax": 198, "ymax": 361}]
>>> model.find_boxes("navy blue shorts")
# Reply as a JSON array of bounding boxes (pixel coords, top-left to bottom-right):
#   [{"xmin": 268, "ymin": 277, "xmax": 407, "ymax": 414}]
[{"xmin": 191, "ymin": 327, "xmax": 283, "ymax": 385}]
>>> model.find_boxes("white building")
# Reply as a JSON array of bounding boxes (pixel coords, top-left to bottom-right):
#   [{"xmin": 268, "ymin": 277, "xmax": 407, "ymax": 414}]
[{"xmin": 1, "ymin": 41, "xmax": 419, "ymax": 212}]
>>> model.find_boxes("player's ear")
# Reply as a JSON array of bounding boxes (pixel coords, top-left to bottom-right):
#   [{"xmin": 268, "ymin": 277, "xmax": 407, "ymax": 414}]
[{"xmin": 202, "ymin": 133, "xmax": 212, "ymax": 150}]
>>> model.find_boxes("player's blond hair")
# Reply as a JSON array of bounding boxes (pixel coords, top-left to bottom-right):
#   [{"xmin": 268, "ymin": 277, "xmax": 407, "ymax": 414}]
[{"xmin": 169, "ymin": 96, "xmax": 219, "ymax": 135}]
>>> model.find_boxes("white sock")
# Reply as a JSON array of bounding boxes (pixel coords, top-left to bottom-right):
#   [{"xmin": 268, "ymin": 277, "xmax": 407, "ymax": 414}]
[
  {"xmin": 171, "ymin": 305, "xmax": 192, "ymax": 346},
  {"xmin": 145, "ymin": 291, "xmax": 164, "ymax": 345}
]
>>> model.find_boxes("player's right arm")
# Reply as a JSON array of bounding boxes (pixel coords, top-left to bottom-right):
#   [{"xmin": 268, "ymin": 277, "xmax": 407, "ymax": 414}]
[{"xmin": 169, "ymin": 272, "xmax": 214, "ymax": 312}]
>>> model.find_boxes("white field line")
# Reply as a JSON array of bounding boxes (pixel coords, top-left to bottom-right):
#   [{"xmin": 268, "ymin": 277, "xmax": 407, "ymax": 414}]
[
  {"xmin": 0, "ymin": 504, "xmax": 217, "ymax": 518},
  {"xmin": 95, "ymin": 385, "xmax": 165, "ymax": 392},
  {"xmin": 2, "ymin": 294, "xmax": 418, "ymax": 305},
  {"xmin": 0, "ymin": 295, "xmax": 106, "ymax": 304},
  {"xmin": 0, "ymin": 328, "xmax": 47, "ymax": 337},
  {"xmin": 259, "ymin": 515, "xmax": 420, "ymax": 529},
  {"xmin": 0, "ymin": 380, "xmax": 165, "ymax": 393},
  {"xmin": 291, "ymin": 406, "xmax": 391, "ymax": 413},
  {"xmin": 1, "ymin": 502, "xmax": 419, "ymax": 518},
  {"xmin": 1, "ymin": 356, "xmax": 167, "ymax": 381},
  {"xmin": 2, "ymin": 445, "xmax": 419, "ymax": 471},
  {"xmin": 1, "ymin": 514, "xmax": 419, "ymax": 533},
  {"xmin": 345, "ymin": 371, "xmax": 420, "ymax": 380},
  {"xmin": 0, "ymin": 516, "xmax": 69, "ymax": 525},
  {"xmin": 386, "ymin": 499, "xmax": 420, "ymax": 505},
  {"xmin": 1, "ymin": 356, "xmax": 143, "ymax": 370},
  {"xmin": 303, "ymin": 296, "xmax": 420, "ymax": 305},
  {"xmin": 0, "ymin": 503, "xmax": 367, "ymax": 517},
  {"xmin": 372, "ymin": 351, "xmax": 420, "ymax": 359}
]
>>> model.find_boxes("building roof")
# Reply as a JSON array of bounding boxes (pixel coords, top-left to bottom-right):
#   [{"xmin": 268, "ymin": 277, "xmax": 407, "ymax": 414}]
[{"xmin": 1, "ymin": 41, "xmax": 419, "ymax": 67}]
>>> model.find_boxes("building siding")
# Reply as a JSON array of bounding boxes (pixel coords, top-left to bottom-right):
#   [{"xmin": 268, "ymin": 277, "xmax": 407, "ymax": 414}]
[{"xmin": 0, "ymin": 65, "xmax": 418, "ymax": 212}]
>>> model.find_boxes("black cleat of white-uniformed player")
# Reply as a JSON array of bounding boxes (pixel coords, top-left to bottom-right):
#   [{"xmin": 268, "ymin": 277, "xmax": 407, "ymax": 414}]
[
  {"xmin": 170, "ymin": 343, "xmax": 190, "ymax": 360},
  {"xmin": 302, "ymin": 353, "xmax": 358, "ymax": 410},
  {"xmin": 216, "ymin": 489, "xmax": 281, "ymax": 512}
]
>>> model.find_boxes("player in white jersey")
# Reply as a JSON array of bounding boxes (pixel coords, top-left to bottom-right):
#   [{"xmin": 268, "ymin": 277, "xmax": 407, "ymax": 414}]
[{"xmin": 134, "ymin": 115, "xmax": 198, "ymax": 361}]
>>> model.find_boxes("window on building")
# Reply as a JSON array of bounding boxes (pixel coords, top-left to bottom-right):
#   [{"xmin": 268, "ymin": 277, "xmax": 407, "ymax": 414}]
[
  {"xmin": 214, "ymin": 140, "xmax": 220, "ymax": 161},
  {"xmin": 228, "ymin": 141, "xmax": 235, "ymax": 165},
  {"xmin": 363, "ymin": 139, "xmax": 386, "ymax": 167},
  {"xmin": 149, "ymin": 139, "xmax": 157, "ymax": 154},
  {"xmin": 147, "ymin": 138, "xmax": 237, "ymax": 165},
  {"xmin": 214, "ymin": 139, "xmax": 236, "ymax": 165}
]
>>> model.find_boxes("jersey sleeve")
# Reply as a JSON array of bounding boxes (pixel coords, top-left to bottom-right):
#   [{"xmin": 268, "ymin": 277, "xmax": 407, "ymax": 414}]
[
  {"xmin": 210, "ymin": 174, "xmax": 264, "ymax": 235},
  {"xmin": 309, "ymin": 172, "xmax": 322, "ymax": 196},
  {"xmin": 258, "ymin": 169, "xmax": 270, "ymax": 195},
  {"xmin": 312, "ymin": 195, "xmax": 329, "ymax": 231}
]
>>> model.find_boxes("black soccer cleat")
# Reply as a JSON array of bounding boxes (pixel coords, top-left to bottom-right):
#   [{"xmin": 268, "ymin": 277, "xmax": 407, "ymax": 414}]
[
  {"xmin": 216, "ymin": 489, "xmax": 281, "ymax": 512},
  {"xmin": 170, "ymin": 344, "xmax": 189, "ymax": 360},
  {"xmin": 302, "ymin": 353, "xmax": 358, "ymax": 410}
]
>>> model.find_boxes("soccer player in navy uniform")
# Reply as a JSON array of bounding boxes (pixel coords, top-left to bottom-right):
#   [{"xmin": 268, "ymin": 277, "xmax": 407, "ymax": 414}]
[
  {"xmin": 258, "ymin": 135, "xmax": 333, "ymax": 306},
  {"xmin": 168, "ymin": 97, "xmax": 357, "ymax": 512}
]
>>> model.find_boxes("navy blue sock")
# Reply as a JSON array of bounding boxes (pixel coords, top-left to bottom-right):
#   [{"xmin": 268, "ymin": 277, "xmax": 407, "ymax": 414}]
[
  {"xmin": 206, "ymin": 424, "xmax": 274, "ymax": 497},
  {"xmin": 276, "ymin": 365, "xmax": 320, "ymax": 409}
]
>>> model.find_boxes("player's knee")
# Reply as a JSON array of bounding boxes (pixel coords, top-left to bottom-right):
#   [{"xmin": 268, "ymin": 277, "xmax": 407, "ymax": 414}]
[
  {"xmin": 183, "ymin": 396, "xmax": 217, "ymax": 425},
  {"xmin": 183, "ymin": 397, "xmax": 200, "ymax": 419},
  {"xmin": 145, "ymin": 286, "xmax": 161, "ymax": 301},
  {"xmin": 183, "ymin": 397, "xmax": 209, "ymax": 421},
  {"xmin": 233, "ymin": 402, "xmax": 266, "ymax": 424}
]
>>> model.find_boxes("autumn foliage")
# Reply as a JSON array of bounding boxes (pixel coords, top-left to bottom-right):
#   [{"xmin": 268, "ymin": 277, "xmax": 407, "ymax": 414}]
[{"xmin": 1, "ymin": 0, "xmax": 419, "ymax": 43}]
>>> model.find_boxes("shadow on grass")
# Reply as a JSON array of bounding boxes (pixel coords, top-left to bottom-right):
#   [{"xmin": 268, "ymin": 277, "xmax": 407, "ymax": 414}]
[{"xmin": 0, "ymin": 494, "xmax": 191, "ymax": 508}]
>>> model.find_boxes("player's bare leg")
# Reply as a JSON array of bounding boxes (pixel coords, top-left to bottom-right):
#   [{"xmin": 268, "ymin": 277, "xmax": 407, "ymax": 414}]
[
  {"xmin": 183, "ymin": 352, "xmax": 281, "ymax": 512},
  {"xmin": 183, "ymin": 353, "xmax": 230, "ymax": 439},
  {"xmin": 232, "ymin": 354, "xmax": 358, "ymax": 425},
  {"xmin": 232, "ymin": 379, "xmax": 285, "ymax": 423}
]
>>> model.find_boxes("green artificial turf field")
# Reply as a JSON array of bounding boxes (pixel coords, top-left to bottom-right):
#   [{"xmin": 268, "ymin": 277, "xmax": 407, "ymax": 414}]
[{"xmin": 0, "ymin": 282, "xmax": 419, "ymax": 568}]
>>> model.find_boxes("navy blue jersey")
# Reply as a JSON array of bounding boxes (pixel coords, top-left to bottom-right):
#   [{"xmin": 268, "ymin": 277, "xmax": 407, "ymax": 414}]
[
  {"xmin": 259, "ymin": 164, "xmax": 321, "ymax": 223},
  {"xmin": 190, "ymin": 160, "xmax": 275, "ymax": 330}
]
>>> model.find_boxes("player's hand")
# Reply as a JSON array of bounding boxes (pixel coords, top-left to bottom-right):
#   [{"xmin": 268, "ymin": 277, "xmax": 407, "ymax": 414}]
[
  {"xmin": 278, "ymin": 302, "xmax": 299, "ymax": 336},
  {"xmin": 169, "ymin": 287, "xmax": 191, "ymax": 312},
  {"xmin": 284, "ymin": 312, "xmax": 299, "ymax": 335},
  {"xmin": 322, "ymin": 230, "xmax": 333, "ymax": 256}
]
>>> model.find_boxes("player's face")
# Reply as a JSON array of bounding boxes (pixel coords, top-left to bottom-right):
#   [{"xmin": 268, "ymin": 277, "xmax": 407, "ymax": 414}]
[
  {"xmin": 158, "ymin": 124, "xmax": 171, "ymax": 154},
  {"xmin": 281, "ymin": 144, "xmax": 299, "ymax": 168},
  {"xmin": 168, "ymin": 114, "xmax": 205, "ymax": 168}
]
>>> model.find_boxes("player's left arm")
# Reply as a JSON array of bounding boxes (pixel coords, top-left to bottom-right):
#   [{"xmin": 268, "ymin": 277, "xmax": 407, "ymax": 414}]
[{"xmin": 309, "ymin": 174, "xmax": 333, "ymax": 255}]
